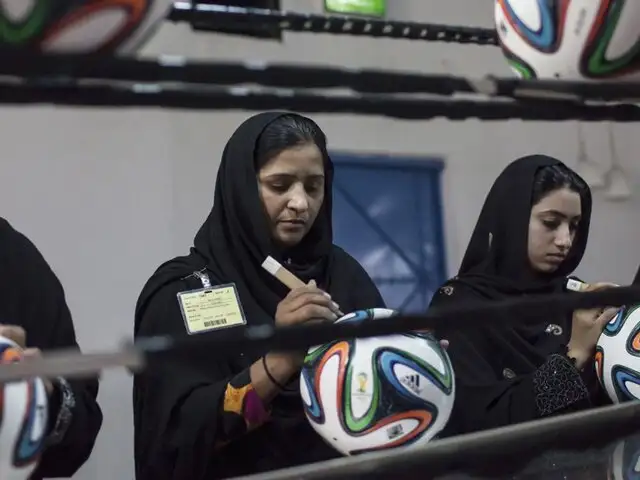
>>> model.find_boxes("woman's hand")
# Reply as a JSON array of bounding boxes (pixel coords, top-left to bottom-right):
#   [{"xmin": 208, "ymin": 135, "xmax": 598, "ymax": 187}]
[
  {"xmin": 273, "ymin": 280, "xmax": 341, "ymax": 367},
  {"xmin": 568, "ymin": 282, "xmax": 619, "ymax": 369},
  {"xmin": 275, "ymin": 280, "xmax": 341, "ymax": 328}
]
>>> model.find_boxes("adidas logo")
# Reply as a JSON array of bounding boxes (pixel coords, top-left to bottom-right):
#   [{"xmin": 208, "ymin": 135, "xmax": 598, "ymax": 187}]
[{"xmin": 401, "ymin": 374, "xmax": 421, "ymax": 393}]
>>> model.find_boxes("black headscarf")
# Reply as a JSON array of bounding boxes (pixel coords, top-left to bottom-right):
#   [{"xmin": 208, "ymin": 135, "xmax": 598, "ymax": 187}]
[
  {"xmin": 135, "ymin": 111, "xmax": 376, "ymax": 335},
  {"xmin": 456, "ymin": 154, "xmax": 591, "ymax": 296}
]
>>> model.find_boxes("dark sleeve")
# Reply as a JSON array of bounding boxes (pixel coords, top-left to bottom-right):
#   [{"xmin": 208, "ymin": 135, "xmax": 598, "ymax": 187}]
[
  {"xmin": 431, "ymin": 284, "xmax": 592, "ymax": 436},
  {"xmin": 333, "ymin": 249, "xmax": 386, "ymax": 310},
  {"xmin": 133, "ymin": 282, "xmax": 271, "ymax": 480},
  {"xmin": 7, "ymin": 230, "xmax": 103, "ymax": 479}
]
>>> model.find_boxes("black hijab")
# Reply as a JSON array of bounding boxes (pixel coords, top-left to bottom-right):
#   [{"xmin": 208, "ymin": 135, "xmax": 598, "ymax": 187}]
[
  {"xmin": 455, "ymin": 154, "xmax": 591, "ymax": 299},
  {"xmin": 135, "ymin": 110, "xmax": 381, "ymax": 334}
]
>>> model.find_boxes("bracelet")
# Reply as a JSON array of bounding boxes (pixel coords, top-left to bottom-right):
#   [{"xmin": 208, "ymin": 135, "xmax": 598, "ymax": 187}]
[
  {"xmin": 262, "ymin": 355, "xmax": 288, "ymax": 391},
  {"xmin": 45, "ymin": 377, "xmax": 75, "ymax": 447}
]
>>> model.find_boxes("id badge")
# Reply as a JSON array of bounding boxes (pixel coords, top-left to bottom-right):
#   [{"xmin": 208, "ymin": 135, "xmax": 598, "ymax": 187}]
[{"xmin": 177, "ymin": 282, "xmax": 246, "ymax": 335}]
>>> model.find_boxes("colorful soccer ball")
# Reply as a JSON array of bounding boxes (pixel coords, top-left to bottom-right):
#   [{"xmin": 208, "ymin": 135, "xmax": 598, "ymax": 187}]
[
  {"xmin": 495, "ymin": 0, "xmax": 640, "ymax": 80},
  {"xmin": 596, "ymin": 305, "xmax": 640, "ymax": 403},
  {"xmin": 300, "ymin": 308, "xmax": 455, "ymax": 456},
  {"xmin": 0, "ymin": 1, "xmax": 172, "ymax": 54},
  {"xmin": 0, "ymin": 335, "xmax": 49, "ymax": 480}
]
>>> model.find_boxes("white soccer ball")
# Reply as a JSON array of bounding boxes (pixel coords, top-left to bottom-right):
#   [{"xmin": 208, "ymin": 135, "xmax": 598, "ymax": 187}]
[
  {"xmin": 0, "ymin": 335, "xmax": 49, "ymax": 480},
  {"xmin": 0, "ymin": 1, "xmax": 173, "ymax": 55},
  {"xmin": 596, "ymin": 305, "xmax": 640, "ymax": 403},
  {"xmin": 494, "ymin": 0, "xmax": 640, "ymax": 80},
  {"xmin": 300, "ymin": 308, "xmax": 455, "ymax": 456}
]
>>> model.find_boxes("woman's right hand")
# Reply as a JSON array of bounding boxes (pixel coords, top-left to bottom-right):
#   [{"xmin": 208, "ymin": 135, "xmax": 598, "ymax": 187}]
[
  {"xmin": 275, "ymin": 280, "xmax": 341, "ymax": 328},
  {"xmin": 568, "ymin": 282, "xmax": 619, "ymax": 369},
  {"xmin": 272, "ymin": 280, "xmax": 341, "ymax": 369}
]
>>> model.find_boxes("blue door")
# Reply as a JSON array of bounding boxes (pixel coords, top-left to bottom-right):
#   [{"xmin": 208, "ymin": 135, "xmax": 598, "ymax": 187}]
[{"xmin": 331, "ymin": 152, "xmax": 447, "ymax": 313}]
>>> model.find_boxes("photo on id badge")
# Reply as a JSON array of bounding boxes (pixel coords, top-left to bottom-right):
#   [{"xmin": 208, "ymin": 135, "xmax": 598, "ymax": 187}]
[{"xmin": 177, "ymin": 282, "xmax": 247, "ymax": 335}]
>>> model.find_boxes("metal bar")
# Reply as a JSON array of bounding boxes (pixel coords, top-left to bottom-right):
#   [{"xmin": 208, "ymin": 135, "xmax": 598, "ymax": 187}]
[
  {"xmin": 0, "ymin": 286, "xmax": 638, "ymax": 383},
  {"xmin": 0, "ymin": 81, "xmax": 636, "ymax": 121},
  {"xmin": 0, "ymin": 52, "xmax": 638, "ymax": 103},
  {"xmin": 168, "ymin": 3, "xmax": 499, "ymax": 46},
  {"xmin": 230, "ymin": 401, "xmax": 640, "ymax": 479}
]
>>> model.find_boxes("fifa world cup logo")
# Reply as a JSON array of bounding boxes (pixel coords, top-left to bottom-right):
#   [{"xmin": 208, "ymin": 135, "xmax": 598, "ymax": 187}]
[{"xmin": 356, "ymin": 372, "xmax": 368, "ymax": 394}]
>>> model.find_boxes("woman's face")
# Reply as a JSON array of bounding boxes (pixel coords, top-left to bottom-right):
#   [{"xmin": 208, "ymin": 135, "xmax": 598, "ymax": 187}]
[
  {"xmin": 527, "ymin": 187, "xmax": 582, "ymax": 273},
  {"xmin": 257, "ymin": 142, "xmax": 325, "ymax": 247}
]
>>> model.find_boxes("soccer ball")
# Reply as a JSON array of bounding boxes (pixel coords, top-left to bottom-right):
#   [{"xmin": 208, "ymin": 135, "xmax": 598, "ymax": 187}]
[
  {"xmin": 595, "ymin": 305, "xmax": 640, "ymax": 403},
  {"xmin": 0, "ymin": 1, "xmax": 173, "ymax": 55},
  {"xmin": 300, "ymin": 308, "xmax": 455, "ymax": 456},
  {"xmin": 494, "ymin": 0, "xmax": 640, "ymax": 80},
  {"xmin": 0, "ymin": 335, "xmax": 49, "ymax": 480}
]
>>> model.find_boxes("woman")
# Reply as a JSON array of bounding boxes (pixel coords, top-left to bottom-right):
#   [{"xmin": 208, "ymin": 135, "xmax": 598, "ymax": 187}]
[
  {"xmin": 0, "ymin": 217, "xmax": 102, "ymax": 479},
  {"xmin": 133, "ymin": 112, "xmax": 385, "ymax": 479},
  {"xmin": 431, "ymin": 155, "xmax": 618, "ymax": 438}
]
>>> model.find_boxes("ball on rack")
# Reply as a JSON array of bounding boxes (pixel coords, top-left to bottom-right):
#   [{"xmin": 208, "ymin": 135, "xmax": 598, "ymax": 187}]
[
  {"xmin": 0, "ymin": 1, "xmax": 173, "ymax": 55},
  {"xmin": 0, "ymin": 335, "xmax": 48, "ymax": 480},
  {"xmin": 494, "ymin": 0, "xmax": 640, "ymax": 80},
  {"xmin": 300, "ymin": 308, "xmax": 455, "ymax": 456},
  {"xmin": 596, "ymin": 305, "xmax": 640, "ymax": 403}
]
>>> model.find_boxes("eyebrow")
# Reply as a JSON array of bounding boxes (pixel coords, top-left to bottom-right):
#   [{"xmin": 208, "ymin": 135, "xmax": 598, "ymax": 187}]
[
  {"xmin": 262, "ymin": 173, "xmax": 325, "ymax": 180},
  {"xmin": 539, "ymin": 209, "xmax": 581, "ymax": 221}
]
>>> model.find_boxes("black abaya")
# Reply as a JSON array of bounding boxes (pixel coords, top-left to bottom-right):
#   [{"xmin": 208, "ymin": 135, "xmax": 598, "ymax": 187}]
[
  {"xmin": 0, "ymin": 217, "xmax": 102, "ymax": 479},
  {"xmin": 132, "ymin": 112, "xmax": 384, "ymax": 479},
  {"xmin": 430, "ymin": 155, "xmax": 607, "ymax": 438}
]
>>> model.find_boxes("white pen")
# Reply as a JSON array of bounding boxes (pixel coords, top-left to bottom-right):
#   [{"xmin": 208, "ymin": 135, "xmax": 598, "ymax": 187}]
[{"xmin": 261, "ymin": 255, "xmax": 343, "ymax": 317}]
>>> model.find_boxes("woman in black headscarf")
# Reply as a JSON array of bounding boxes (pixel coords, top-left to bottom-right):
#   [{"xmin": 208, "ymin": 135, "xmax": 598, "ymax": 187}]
[
  {"xmin": 133, "ymin": 112, "xmax": 385, "ymax": 479},
  {"xmin": 430, "ymin": 155, "xmax": 618, "ymax": 437}
]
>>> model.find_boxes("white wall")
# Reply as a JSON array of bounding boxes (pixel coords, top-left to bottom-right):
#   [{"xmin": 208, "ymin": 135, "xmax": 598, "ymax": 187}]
[{"xmin": 0, "ymin": 1, "xmax": 637, "ymax": 478}]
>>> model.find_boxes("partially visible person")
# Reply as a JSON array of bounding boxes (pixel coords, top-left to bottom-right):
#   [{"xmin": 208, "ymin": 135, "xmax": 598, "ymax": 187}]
[
  {"xmin": 0, "ymin": 217, "xmax": 103, "ymax": 478},
  {"xmin": 133, "ymin": 112, "xmax": 385, "ymax": 480},
  {"xmin": 430, "ymin": 155, "xmax": 617, "ymax": 438}
]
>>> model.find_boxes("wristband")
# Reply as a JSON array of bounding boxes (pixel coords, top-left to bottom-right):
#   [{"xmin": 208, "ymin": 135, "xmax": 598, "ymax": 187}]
[{"xmin": 262, "ymin": 355, "xmax": 288, "ymax": 390}]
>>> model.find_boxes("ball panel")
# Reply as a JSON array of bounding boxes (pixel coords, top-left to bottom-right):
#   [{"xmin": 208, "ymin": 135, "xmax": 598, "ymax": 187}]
[
  {"xmin": 500, "ymin": 44, "xmax": 538, "ymax": 79},
  {"xmin": 0, "ymin": 0, "xmax": 171, "ymax": 55},
  {"xmin": 612, "ymin": 364, "xmax": 640, "ymax": 403},
  {"xmin": 398, "ymin": 335, "xmax": 454, "ymax": 394},
  {"xmin": 11, "ymin": 379, "xmax": 47, "ymax": 468},
  {"xmin": 0, "ymin": 1, "xmax": 52, "ymax": 45},
  {"xmin": 604, "ymin": 307, "xmax": 630, "ymax": 336},
  {"xmin": 580, "ymin": 0, "xmax": 640, "ymax": 78},
  {"xmin": 498, "ymin": 0, "xmax": 558, "ymax": 52},
  {"xmin": 595, "ymin": 346, "xmax": 604, "ymax": 383},
  {"xmin": 42, "ymin": 1, "xmax": 146, "ymax": 54},
  {"xmin": 627, "ymin": 315, "xmax": 640, "ymax": 357},
  {"xmin": 348, "ymin": 410, "xmax": 434, "ymax": 455},
  {"xmin": 300, "ymin": 368, "xmax": 323, "ymax": 424}
]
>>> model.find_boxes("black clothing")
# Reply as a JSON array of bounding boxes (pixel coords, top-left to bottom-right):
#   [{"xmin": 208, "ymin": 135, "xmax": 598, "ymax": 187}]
[
  {"xmin": 430, "ymin": 155, "xmax": 605, "ymax": 437},
  {"xmin": 133, "ymin": 112, "xmax": 384, "ymax": 479},
  {"xmin": 0, "ymin": 217, "xmax": 102, "ymax": 478}
]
